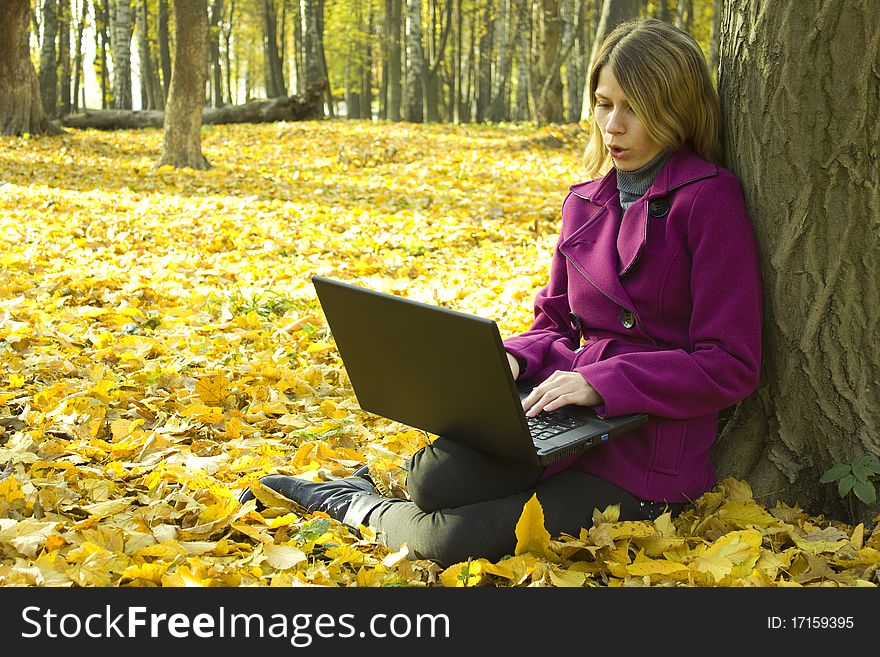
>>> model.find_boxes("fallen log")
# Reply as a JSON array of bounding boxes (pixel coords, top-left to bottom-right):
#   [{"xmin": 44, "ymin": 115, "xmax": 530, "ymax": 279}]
[{"xmin": 61, "ymin": 81, "xmax": 326, "ymax": 130}]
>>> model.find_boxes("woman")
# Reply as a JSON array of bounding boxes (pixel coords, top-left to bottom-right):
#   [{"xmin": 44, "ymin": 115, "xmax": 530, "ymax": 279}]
[{"xmin": 238, "ymin": 18, "xmax": 763, "ymax": 567}]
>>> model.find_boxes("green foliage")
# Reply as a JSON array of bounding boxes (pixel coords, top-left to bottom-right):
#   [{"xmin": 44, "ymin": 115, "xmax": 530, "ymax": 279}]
[{"xmin": 820, "ymin": 455, "xmax": 880, "ymax": 506}]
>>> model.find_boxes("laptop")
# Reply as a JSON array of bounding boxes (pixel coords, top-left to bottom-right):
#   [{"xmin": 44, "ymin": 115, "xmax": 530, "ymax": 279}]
[{"xmin": 311, "ymin": 275, "xmax": 648, "ymax": 467}]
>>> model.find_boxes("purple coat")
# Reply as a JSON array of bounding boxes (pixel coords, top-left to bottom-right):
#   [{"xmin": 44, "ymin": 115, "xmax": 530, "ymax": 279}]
[{"xmin": 503, "ymin": 145, "xmax": 762, "ymax": 503}]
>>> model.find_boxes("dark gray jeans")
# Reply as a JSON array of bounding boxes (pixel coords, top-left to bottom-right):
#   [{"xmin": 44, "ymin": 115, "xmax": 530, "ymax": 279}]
[{"xmin": 363, "ymin": 438, "xmax": 675, "ymax": 566}]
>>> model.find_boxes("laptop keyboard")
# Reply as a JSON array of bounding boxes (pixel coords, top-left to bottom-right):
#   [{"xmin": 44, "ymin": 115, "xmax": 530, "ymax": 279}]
[{"xmin": 527, "ymin": 412, "xmax": 584, "ymax": 441}]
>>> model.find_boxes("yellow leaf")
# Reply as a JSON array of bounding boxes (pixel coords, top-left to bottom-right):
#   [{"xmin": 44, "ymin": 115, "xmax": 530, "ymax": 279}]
[
  {"xmin": 0, "ymin": 475, "xmax": 25, "ymax": 504},
  {"xmin": 196, "ymin": 373, "xmax": 231, "ymax": 406},
  {"xmin": 514, "ymin": 493, "xmax": 552, "ymax": 558},
  {"xmin": 265, "ymin": 544, "xmax": 307, "ymax": 570},
  {"xmin": 440, "ymin": 559, "xmax": 485, "ymax": 587},
  {"xmin": 8, "ymin": 373, "xmax": 24, "ymax": 388},
  {"xmin": 692, "ymin": 529, "xmax": 763, "ymax": 583}
]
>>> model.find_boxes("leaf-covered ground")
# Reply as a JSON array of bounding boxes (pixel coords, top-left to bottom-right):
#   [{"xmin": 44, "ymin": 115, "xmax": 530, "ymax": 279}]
[{"xmin": 0, "ymin": 121, "xmax": 877, "ymax": 587}]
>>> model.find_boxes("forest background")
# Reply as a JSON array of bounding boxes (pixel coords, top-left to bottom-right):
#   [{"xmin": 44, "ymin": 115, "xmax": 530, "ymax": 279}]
[{"xmin": 0, "ymin": 0, "xmax": 878, "ymax": 588}]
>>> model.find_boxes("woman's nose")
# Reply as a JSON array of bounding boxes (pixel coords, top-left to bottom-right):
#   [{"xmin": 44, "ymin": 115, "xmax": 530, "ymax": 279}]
[{"xmin": 605, "ymin": 111, "xmax": 625, "ymax": 134}]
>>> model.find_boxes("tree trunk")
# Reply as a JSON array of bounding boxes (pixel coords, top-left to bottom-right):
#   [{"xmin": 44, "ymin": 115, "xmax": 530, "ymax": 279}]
[
  {"xmin": 223, "ymin": 0, "xmax": 235, "ymax": 102},
  {"xmin": 263, "ymin": 0, "xmax": 285, "ymax": 97},
  {"xmin": 385, "ymin": 0, "xmax": 402, "ymax": 121},
  {"xmin": 63, "ymin": 82, "xmax": 325, "ymax": 129},
  {"xmin": 58, "ymin": 0, "xmax": 71, "ymax": 116},
  {"xmin": 136, "ymin": 0, "xmax": 161, "ymax": 110},
  {"xmin": 209, "ymin": 0, "xmax": 224, "ymax": 106},
  {"xmin": 39, "ymin": 0, "xmax": 58, "ymax": 118},
  {"xmin": 487, "ymin": 0, "xmax": 515, "ymax": 122},
  {"xmin": 423, "ymin": 0, "xmax": 452, "ymax": 123},
  {"xmin": 157, "ymin": 0, "xmax": 172, "ymax": 100},
  {"xmin": 475, "ymin": 0, "xmax": 492, "ymax": 122},
  {"xmin": 561, "ymin": 0, "xmax": 582, "ymax": 123},
  {"xmin": 72, "ymin": 0, "xmax": 87, "ymax": 112},
  {"xmin": 713, "ymin": 0, "xmax": 880, "ymax": 524},
  {"xmin": 362, "ymin": 1, "xmax": 374, "ymax": 119},
  {"xmin": 96, "ymin": 0, "xmax": 110, "ymax": 108},
  {"xmin": 0, "ymin": 0, "xmax": 57, "ymax": 135},
  {"xmin": 534, "ymin": 0, "xmax": 563, "ymax": 124},
  {"xmin": 579, "ymin": 0, "xmax": 639, "ymax": 121},
  {"xmin": 513, "ymin": 0, "xmax": 529, "ymax": 121},
  {"xmin": 157, "ymin": 0, "xmax": 210, "ymax": 169},
  {"xmin": 110, "ymin": 0, "xmax": 134, "ymax": 109},
  {"xmin": 404, "ymin": 0, "xmax": 425, "ymax": 122},
  {"xmin": 708, "ymin": 0, "xmax": 721, "ymax": 81}
]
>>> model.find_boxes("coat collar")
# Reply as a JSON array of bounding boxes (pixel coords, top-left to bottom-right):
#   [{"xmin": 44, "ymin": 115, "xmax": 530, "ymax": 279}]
[{"xmin": 560, "ymin": 145, "xmax": 718, "ymax": 312}]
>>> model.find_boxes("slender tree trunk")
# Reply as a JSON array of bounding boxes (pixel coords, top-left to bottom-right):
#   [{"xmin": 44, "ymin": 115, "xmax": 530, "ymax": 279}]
[
  {"xmin": 362, "ymin": 1, "xmax": 374, "ymax": 119},
  {"xmin": 513, "ymin": 2, "xmax": 529, "ymax": 121},
  {"xmin": 404, "ymin": 0, "xmax": 425, "ymax": 122},
  {"xmin": 424, "ymin": 0, "xmax": 451, "ymax": 122},
  {"xmin": 579, "ymin": 0, "xmax": 639, "ymax": 121},
  {"xmin": 157, "ymin": 0, "xmax": 172, "ymax": 100},
  {"xmin": 291, "ymin": 0, "xmax": 303, "ymax": 94},
  {"xmin": 39, "ymin": 0, "xmax": 58, "ymax": 118},
  {"xmin": 1, "ymin": 0, "xmax": 57, "ymax": 135},
  {"xmin": 713, "ymin": 0, "xmax": 880, "ymax": 524},
  {"xmin": 386, "ymin": 0, "xmax": 402, "ymax": 120},
  {"xmin": 475, "ymin": 0, "xmax": 492, "ymax": 121},
  {"xmin": 157, "ymin": 0, "xmax": 210, "ymax": 170},
  {"xmin": 224, "ymin": 0, "xmax": 235, "ymax": 102},
  {"xmin": 72, "ymin": 0, "xmax": 88, "ymax": 112},
  {"xmin": 534, "ymin": 0, "xmax": 563, "ymax": 124},
  {"xmin": 58, "ymin": 0, "xmax": 71, "ymax": 116},
  {"xmin": 136, "ymin": 0, "xmax": 159, "ymax": 109},
  {"xmin": 315, "ymin": 0, "xmax": 333, "ymax": 116},
  {"xmin": 488, "ymin": 0, "xmax": 520, "ymax": 122},
  {"xmin": 708, "ymin": 0, "xmax": 721, "ymax": 81},
  {"xmin": 451, "ymin": 0, "xmax": 461, "ymax": 122},
  {"xmin": 675, "ymin": 0, "xmax": 693, "ymax": 31},
  {"xmin": 209, "ymin": 0, "xmax": 224, "ymax": 106},
  {"xmin": 561, "ymin": 0, "xmax": 582, "ymax": 122},
  {"xmin": 96, "ymin": 0, "xmax": 110, "ymax": 108},
  {"xmin": 263, "ymin": 0, "xmax": 285, "ymax": 97}
]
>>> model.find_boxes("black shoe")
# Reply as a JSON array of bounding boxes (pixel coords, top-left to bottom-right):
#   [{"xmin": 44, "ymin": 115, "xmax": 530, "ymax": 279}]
[{"xmin": 239, "ymin": 475, "xmax": 385, "ymax": 529}]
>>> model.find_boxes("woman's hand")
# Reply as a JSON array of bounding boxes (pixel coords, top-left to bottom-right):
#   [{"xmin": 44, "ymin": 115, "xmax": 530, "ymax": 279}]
[
  {"xmin": 521, "ymin": 371, "xmax": 603, "ymax": 417},
  {"xmin": 506, "ymin": 352, "xmax": 520, "ymax": 380}
]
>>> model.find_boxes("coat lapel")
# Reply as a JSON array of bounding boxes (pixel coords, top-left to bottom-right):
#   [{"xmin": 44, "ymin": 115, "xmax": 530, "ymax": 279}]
[
  {"xmin": 560, "ymin": 145, "xmax": 718, "ymax": 309},
  {"xmin": 559, "ymin": 172, "xmax": 636, "ymax": 311}
]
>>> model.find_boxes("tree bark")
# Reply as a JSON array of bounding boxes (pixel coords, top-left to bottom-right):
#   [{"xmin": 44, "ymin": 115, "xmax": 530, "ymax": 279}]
[
  {"xmin": 578, "ymin": 0, "xmax": 639, "ymax": 122},
  {"xmin": 262, "ymin": 0, "xmax": 286, "ymax": 97},
  {"xmin": 136, "ymin": 0, "xmax": 162, "ymax": 110},
  {"xmin": 713, "ymin": 0, "xmax": 880, "ymax": 523},
  {"xmin": 72, "ymin": 0, "xmax": 88, "ymax": 112},
  {"xmin": 110, "ymin": 0, "xmax": 134, "ymax": 109},
  {"xmin": 157, "ymin": 0, "xmax": 210, "ymax": 169},
  {"xmin": 404, "ymin": 0, "xmax": 426, "ymax": 122},
  {"xmin": 62, "ymin": 81, "xmax": 325, "ymax": 129},
  {"xmin": 0, "ymin": 0, "xmax": 57, "ymax": 135},
  {"xmin": 385, "ymin": 0, "xmax": 402, "ymax": 121},
  {"xmin": 58, "ymin": 0, "xmax": 71, "ymax": 116},
  {"xmin": 209, "ymin": 0, "xmax": 224, "ymax": 106},
  {"xmin": 534, "ymin": 0, "xmax": 564, "ymax": 124},
  {"xmin": 39, "ymin": 0, "xmax": 58, "ymax": 118},
  {"xmin": 475, "ymin": 0, "xmax": 492, "ymax": 122},
  {"xmin": 158, "ymin": 0, "xmax": 172, "ymax": 100}
]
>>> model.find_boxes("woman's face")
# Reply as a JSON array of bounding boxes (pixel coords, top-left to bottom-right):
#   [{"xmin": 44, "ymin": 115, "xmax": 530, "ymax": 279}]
[{"xmin": 594, "ymin": 67, "xmax": 664, "ymax": 171}]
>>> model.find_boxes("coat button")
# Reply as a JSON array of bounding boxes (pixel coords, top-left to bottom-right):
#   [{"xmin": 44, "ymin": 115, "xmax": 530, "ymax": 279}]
[
  {"xmin": 648, "ymin": 198, "xmax": 669, "ymax": 218},
  {"xmin": 619, "ymin": 309, "xmax": 635, "ymax": 329}
]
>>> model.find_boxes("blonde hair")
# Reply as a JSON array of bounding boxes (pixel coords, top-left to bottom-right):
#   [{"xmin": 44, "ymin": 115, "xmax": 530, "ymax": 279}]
[{"xmin": 583, "ymin": 18, "xmax": 721, "ymax": 179}]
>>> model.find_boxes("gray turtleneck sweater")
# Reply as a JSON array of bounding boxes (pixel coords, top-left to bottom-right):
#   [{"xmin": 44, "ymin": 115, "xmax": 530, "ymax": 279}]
[{"xmin": 615, "ymin": 149, "xmax": 671, "ymax": 210}]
